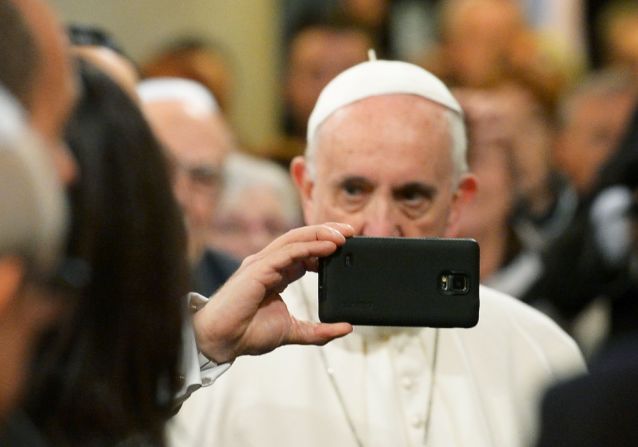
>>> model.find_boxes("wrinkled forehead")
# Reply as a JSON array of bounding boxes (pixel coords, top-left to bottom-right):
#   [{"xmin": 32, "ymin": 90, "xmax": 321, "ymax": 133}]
[
  {"xmin": 316, "ymin": 94, "xmax": 453, "ymax": 142},
  {"xmin": 314, "ymin": 94, "xmax": 455, "ymax": 172}
]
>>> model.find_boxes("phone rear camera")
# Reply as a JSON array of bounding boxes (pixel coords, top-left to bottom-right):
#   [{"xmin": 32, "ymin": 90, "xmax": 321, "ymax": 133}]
[
  {"xmin": 452, "ymin": 275, "xmax": 467, "ymax": 291},
  {"xmin": 439, "ymin": 272, "xmax": 470, "ymax": 295}
]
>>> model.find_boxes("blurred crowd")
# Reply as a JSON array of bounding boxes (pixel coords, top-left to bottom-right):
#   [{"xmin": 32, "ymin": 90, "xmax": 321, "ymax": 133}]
[
  {"xmin": 2, "ymin": 0, "xmax": 638, "ymax": 446},
  {"xmin": 138, "ymin": 0, "xmax": 638, "ymax": 357}
]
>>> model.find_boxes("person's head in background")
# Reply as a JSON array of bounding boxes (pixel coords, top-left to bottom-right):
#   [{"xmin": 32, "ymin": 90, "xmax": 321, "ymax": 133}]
[
  {"xmin": 210, "ymin": 153, "xmax": 302, "ymax": 259},
  {"xmin": 0, "ymin": 0, "xmax": 78, "ymax": 186},
  {"xmin": 497, "ymin": 84, "xmax": 558, "ymax": 220},
  {"xmin": 26, "ymin": 59, "xmax": 188, "ymax": 447},
  {"xmin": 0, "ymin": 88, "xmax": 67, "ymax": 423},
  {"xmin": 284, "ymin": 19, "xmax": 371, "ymax": 140},
  {"xmin": 554, "ymin": 69, "xmax": 637, "ymax": 197},
  {"xmin": 428, "ymin": 0, "xmax": 571, "ymax": 111},
  {"xmin": 141, "ymin": 38, "xmax": 234, "ymax": 114},
  {"xmin": 599, "ymin": 1, "xmax": 638, "ymax": 81},
  {"xmin": 454, "ymin": 88, "xmax": 518, "ymax": 279},
  {"xmin": 290, "ymin": 59, "xmax": 477, "ymax": 238},
  {"xmin": 139, "ymin": 78, "xmax": 235, "ymax": 263},
  {"xmin": 68, "ymin": 24, "xmax": 139, "ymax": 99},
  {"xmin": 435, "ymin": 0, "xmax": 526, "ymax": 86}
]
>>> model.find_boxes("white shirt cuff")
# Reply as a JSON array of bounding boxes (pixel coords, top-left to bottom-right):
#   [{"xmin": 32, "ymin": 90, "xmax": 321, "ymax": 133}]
[{"xmin": 174, "ymin": 292, "xmax": 232, "ymax": 406}]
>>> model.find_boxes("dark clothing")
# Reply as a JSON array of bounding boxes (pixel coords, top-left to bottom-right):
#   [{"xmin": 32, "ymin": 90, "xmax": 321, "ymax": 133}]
[
  {"xmin": 523, "ymin": 103, "xmax": 638, "ymax": 340},
  {"xmin": 191, "ymin": 248, "xmax": 239, "ymax": 297},
  {"xmin": 0, "ymin": 412, "xmax": 50, "ymax": 447},
  {"xmin": 537, "ymin": 333, "xmax": 638, "ymax": 447}
]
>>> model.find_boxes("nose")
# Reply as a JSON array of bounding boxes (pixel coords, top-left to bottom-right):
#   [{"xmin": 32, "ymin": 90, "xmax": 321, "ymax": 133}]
[{"xmin": 360, "ymin": 198, "xmax": 402, "ymax": 237}]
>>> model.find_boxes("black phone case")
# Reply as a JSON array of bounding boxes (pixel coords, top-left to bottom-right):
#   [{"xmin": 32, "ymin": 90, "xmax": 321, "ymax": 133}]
[{"xmin": 318, "ymin": 237, "xmax": 480, "ymax": 327}]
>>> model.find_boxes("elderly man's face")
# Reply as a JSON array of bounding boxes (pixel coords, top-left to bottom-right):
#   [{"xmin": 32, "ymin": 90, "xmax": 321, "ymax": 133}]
[
  {"xmin": 144, "ymin": 100, "xmax": 231, "ymax": 256},
  {"xmin": 292, "ymin": 95, "xmax": 476, "ymax": 237}
]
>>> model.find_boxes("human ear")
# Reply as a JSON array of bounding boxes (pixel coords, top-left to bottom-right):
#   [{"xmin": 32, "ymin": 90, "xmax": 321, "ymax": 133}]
[
  {"xmin": 444, "ymin": 173, "xmax": 478, "ymax": 238},
  {"xmin": 0, "ymin": 257, "xmax": 25, "ymax": 315},
  {"xmin": 290, "ymin": 156, "xmax": 315, "ymax": 224}
]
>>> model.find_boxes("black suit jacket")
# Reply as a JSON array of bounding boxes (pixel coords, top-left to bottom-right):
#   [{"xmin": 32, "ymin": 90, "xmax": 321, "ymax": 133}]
[{"xmin": 537, "ymin": 334, "xmax": 638, "ymax": 447}]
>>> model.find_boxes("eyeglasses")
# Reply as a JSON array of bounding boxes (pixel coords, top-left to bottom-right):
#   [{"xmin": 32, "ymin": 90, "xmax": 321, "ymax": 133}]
[{"xmin": 165, "ymin": 152, "xmax": 222, "ymax": 192}]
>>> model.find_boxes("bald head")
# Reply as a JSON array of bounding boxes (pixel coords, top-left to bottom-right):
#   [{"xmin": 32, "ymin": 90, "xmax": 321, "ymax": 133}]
[
  {"xmin": 8, "ymin": 0, "xmax": 78, "ymax": 185},
  {"xmin": 143, "ymin": 99, "xmax": 232, "ymax": 167},
  {"xmin": 142, "ymin": 86, "xmax": 235, "ymax": 260},
  {"xmin": 0, "ymin": 0, "xmax": 39, "ymax": 108}
]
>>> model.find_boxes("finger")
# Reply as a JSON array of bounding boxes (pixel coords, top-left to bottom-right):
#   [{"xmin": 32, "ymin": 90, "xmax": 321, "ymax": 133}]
[
  {"xmin": 322, "ymin": 222, "xmax": 355, "ymax": 238},
  {"xmin": 257, "ymin": 224, "xmax": 349, "ymax": 257},
  {"xmin": 260, "ymin": 240, "xmax": 339, "ymax": 276},
  {"xmin": 285, "ymin": 320, "xmax": 353, "ymax": 346}
]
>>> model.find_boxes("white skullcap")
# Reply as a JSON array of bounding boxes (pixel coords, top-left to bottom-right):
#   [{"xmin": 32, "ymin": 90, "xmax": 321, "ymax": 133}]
[
  {"xmin": 0, "ymin": 86, "xmax": 67, "ymax": 274},
  {"xmin": 307, "ymin": 59, "xmax": 463, "ymax": 143},
  {"xmin": 137, "ymin": 77, "xmax": 218, "ymax": 116}
]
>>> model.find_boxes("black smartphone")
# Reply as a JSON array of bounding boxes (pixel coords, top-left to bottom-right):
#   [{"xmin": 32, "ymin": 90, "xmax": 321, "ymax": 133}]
[{"xmin": 318, "ymin": 236, "xmax": 480, "ymax": 327}]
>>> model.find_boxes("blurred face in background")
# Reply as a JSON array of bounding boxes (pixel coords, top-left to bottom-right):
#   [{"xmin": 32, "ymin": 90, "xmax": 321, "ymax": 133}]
[
  {"xmin": 441, "ymin": 0, "xmax": 524, "ymax": 87},
  {"xmin": 555, "ymin": 90, "xmax": 635, "ymax": 195},
  {"xmin": 604, "ymin": 10, "xmax": 638, "ymax": 79},
  {"xmin": 286, "ymin": 27, "xmax": 370, "ymax": 135},
  {"xmin": 144, "ymin": 100, "xmax": 232, "ymax": 260},
  {"xmin": 292, "ymin": 95, "xmax": 476, "ymax": 238},
  {"xmin": 498, "ymin": 86, "xmax": 554, "ymax": 214},
  {"xmin": 211, "ymin": 185, "xmax": 296, "ymax": 259},
  {"xmin": 455, "ymin": 90, "xmax": 515, "ymax": 238}
]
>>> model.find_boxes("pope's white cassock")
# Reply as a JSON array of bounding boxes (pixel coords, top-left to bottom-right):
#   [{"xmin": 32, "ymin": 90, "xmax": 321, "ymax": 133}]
[{"xmin": 168, "ymin": 273, "xmax": 585, "ymax": 447}]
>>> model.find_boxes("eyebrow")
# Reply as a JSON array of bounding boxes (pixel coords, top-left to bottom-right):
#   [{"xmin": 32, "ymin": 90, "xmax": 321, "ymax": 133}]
[
  {"xmin": 335, "ymin": 176, "xmax": 376, "ymax": 188},
  {"xmin": 392, "ymin": 182, "xmax": 437, "ymax": 200}
]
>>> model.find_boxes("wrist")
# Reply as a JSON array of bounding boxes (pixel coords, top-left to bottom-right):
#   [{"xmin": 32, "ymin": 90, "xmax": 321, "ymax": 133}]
[{"xmin": 192, "ymin": 300, "xmax": 236, "ymax": 364}]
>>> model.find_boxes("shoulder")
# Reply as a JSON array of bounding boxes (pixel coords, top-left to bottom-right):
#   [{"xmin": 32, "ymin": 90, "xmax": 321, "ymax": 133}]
[{"xmin": 477, "ymin": 285, "xmax": 585, "ymax": 370}]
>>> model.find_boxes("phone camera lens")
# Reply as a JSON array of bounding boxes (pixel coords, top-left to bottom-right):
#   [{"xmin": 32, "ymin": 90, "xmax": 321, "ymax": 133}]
[
  {"xmin": 439, "ymin": 272, "xmax": 469, "ymax": 295},
  {"xmin": 452, "ymin": 275, "xmax": 467, "ymax": 291}
]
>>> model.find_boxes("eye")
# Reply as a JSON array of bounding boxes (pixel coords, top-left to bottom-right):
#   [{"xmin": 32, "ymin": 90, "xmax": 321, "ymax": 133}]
[
  {"xmin": 343, "ymin": 180, "xmax": 365, "ymax": 197},
  {"xmin": 394, "ymin": 184, "xmax": 435, "ymax": 216},
  {"xmin": 336, "ymin": 177, "xmax": 372, "ymax": 209}
]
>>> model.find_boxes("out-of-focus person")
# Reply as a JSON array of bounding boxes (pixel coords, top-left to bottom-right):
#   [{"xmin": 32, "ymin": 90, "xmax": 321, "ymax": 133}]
[
  {"xmin": 422, "ymin": 0, "xmax": 576, "ymax": 111},
  {"xmin": 141, "ymin": 38, "xmax": 234, "ymax": 114},
  {"xmin": 535, "ymin": 181, "xmax": 638, "ymax": 447},
  {"xmin": 498, "ymin": 85, "xmax": 577, "ymax": 252},
  {"xmin": 139, "ymin": 78, "xmax": 240, "ymax": 296},
  {"xmin": 454, "ymin": 88, "xmax": 542, "ymax": 297},
  {"xmin": 67, "ymin": 24, "xmax": 139, "ymax": 100},
  {"xmin": 554, "ymin": 69, "xmax": 637, "ymax": 198},
  {"xmin": 19, "ymin": 59, "xmax": 189, "ymax": 447},
  {"xmin": 209, "ymin": 152, "xmax": 302, "ymax": 260},
  {"xmin": 0, "ymin": 87, "xmax": 66, "ymax": 432},
  {"xmin": 523, "ymin": 69, "xmax": 638, "ymax": 355},
  {"xmin": 260, "ymin": 19, "xmax": 371, "ymax": 166},
  {"xmin": 599, "ymin": 1, "xmax": 638, "ymax": 81}
]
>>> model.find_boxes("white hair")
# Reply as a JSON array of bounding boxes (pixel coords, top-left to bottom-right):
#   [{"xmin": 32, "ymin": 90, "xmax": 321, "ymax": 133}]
[{"xmin": 219, "ymin": 152, "xmax": 301, "ymax": 225}]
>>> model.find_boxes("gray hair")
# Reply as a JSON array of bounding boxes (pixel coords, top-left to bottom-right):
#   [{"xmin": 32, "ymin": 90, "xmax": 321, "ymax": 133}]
[
  {"xmin": 0, "ymin": 86, "xmax": 66, "ymax": 274},
  {"xmin": 220, "ymin": 152, "xmax": 301, "ymax": 225}
]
